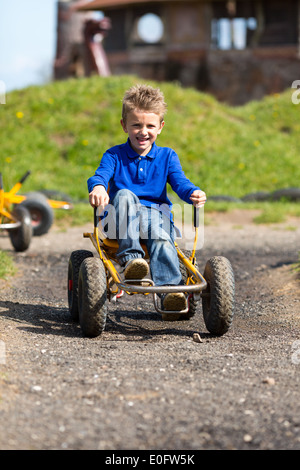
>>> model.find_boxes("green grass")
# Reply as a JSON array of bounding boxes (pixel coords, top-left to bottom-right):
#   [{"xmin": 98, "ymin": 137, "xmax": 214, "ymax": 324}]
[
  {"xmin": 1, "ymin": 75, "xmax": 299, "ymax": 203},
  {"xmin": 54, "ymin": 202, "xmax": 93, "ymax": 229},
  {"xmin": 205, "ymin": 199, "xmax": 300, "ymax": 225},
  {"xmin": 0, "ymin": 250, "xmax": 16, "ymax": 280}
]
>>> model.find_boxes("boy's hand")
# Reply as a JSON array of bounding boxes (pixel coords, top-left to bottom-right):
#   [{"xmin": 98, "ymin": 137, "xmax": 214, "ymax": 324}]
[
  {"xmin": 190, "ymin": 190, "xmax": 206, "ymax": 208},
  {"xmin": 89, "ymin": 185, "xmax": 109, "ymax": 208}
]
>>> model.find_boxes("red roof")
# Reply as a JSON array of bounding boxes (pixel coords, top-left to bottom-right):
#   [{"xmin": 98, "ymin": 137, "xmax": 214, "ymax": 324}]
[{"xmin": 77, "ymin": 0, "xmax": 190, "ymax": 10}]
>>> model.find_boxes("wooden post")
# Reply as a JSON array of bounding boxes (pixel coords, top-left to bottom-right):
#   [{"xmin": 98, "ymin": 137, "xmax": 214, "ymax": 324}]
[{"xmin": 251, "ymin": 0, "xmax": 264, "ymax": 47}]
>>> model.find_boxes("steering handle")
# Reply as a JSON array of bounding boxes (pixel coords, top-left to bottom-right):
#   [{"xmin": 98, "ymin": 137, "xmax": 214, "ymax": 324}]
[{"xmin": 194, "ymin": 206, "xmax": 199, "ymax": 228}]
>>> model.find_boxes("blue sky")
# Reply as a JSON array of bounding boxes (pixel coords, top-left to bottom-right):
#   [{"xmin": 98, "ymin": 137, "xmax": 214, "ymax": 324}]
[{"xmin": 0, "ymin": 0, "xmax": 57, "ymax": 91}]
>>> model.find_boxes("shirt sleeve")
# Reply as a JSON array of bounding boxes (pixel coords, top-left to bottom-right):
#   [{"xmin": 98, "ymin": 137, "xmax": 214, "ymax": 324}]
[
  {"xmin": 87, "ymin": 150, "xmax": 116, "ymax": 193},
  {"xmin": 167, "ymin": 150, "xmax": 201, "ymax": 204}
]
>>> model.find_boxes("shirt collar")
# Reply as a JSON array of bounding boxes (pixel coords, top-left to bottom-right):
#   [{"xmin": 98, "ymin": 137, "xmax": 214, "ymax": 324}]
[{"xmin": 125, "ymin": 138, "xmax": 157, "ymax": 159}]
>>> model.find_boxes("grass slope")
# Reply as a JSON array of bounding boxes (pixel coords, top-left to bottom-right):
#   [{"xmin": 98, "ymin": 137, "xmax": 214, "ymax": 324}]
[{"xmin": 1, "ymin": 75, "xmax": 299, "ymax": 203}]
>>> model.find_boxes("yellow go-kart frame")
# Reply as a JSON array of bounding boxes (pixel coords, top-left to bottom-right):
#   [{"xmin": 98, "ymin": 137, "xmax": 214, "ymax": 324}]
[
  {"xmin": 68, "ymin": 206, "xmax": 235, "ymax": 339},
  {"xmin": 1, "ymin": 171, "xmax": 71, "ymax": 213},
  {"xmin": 0, "ymin": 171, "xmax": 33, "ymax": 251},
  {"xmin": 0, "ymin": 171, "xmax": 72, "ymax": 251},
  {"xmin": 86, "ymin": 207, "xmax": 206, "ymax": 306}
]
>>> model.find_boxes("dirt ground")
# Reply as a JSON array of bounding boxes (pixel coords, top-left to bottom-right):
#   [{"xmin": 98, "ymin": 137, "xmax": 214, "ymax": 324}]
[{"xmin": 0, "ymin": 209, "xmax": 299, "ymax": 451}]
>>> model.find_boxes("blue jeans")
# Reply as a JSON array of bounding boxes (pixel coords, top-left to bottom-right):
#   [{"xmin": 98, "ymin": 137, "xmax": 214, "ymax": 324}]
[{"xmin": 103, "ymin": 189, "xmax": 182, "ymax": 286}]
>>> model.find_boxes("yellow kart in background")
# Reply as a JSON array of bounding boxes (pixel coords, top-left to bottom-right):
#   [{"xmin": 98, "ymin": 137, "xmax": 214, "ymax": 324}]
[{"xmin": 0, "ymin": 171, "xmax": 72, "ymax": 251}]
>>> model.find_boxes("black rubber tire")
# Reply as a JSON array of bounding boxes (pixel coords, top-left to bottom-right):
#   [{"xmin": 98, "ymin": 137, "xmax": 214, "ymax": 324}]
[
  {"xmin": 39, "ymin": 189, "xmax": 73, "ymax": 203},
  {"xmin": 209, "ymin": 195, "xmax": 242, "ymax": 202},
  {"xmin": 241, "ymin": 191, "xmax": 270, "ymax": 202},
  {"xmin": 68, "ymin": 250, "xmax": 94, "ymax": 321},
  {"xmin": 270, "ymin": 187, "xmax": 300, "ymax": 202},
  {"xmin": 19, "ymin": 192, "xmax": 54, "ymax": 236},
  {"xmin": 78, "ymin": 257, "xmax": 107, "ymax": 337},
  {"xmin": 179, "ymin": 252, "xmax": 199, "ymax": 320},
  {"xmin": 202, "ymin": 256, "xmax": 235, "ymax": 336},
  {"xmin": 8, "ymin": 206, "xmax": 32, "ymax": 252}
]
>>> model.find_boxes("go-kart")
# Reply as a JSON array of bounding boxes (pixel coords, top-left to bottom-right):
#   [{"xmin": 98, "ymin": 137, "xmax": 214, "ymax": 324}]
[
  {"xmin": 0, "ymin": 171, "xmax": 72, "ymax": 251},
  {"xmin": 68, "ymin": 206, "xmax": 235, "ymax": 338}
]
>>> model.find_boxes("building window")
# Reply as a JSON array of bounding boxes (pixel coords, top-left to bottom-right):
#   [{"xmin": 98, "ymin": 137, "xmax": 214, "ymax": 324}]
[
  {"xmin": 137, "ymin": 13, "xmax": 164, "ymax": 44},
  {"xmin": 211, "ymin": 0, "xmax": 298, "ymax": 49},
  {"xmin": 211, "ymin": 17, "xmax": 257, "ymax": 50}
]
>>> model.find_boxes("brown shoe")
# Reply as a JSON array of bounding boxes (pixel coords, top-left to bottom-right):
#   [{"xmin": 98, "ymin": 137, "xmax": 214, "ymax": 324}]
[
  {"xmin": 162, "ymin": 292, "xmax": 187, "ymax": 311},
  {"xmin": 161, "ymin": 292, "xmax": 187, "ymax": 321},
  {"xmin": 123, "ymin": 258, "xmax": 149, "ymax": 280}
]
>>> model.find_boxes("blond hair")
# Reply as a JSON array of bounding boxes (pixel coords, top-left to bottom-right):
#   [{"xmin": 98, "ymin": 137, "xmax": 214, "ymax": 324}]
[{"xmin": 122, "ymin": 84, "xmax": 167, "ymax": 124}]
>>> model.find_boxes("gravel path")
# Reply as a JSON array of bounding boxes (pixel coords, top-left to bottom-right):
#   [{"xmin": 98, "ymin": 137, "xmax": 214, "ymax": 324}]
[{"xmin": 0, "ymin": 209, "xmax": 299, "ymax": 451}]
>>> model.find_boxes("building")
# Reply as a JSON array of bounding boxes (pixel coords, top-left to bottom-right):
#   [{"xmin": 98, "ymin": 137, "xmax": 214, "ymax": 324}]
[
  {"xmin": 54, "ymin": 0, "xmax": 112, "ymax": 79},
  {"xmin": 54, "ymin": 0, "xmax": 300, "ymax": 104}
]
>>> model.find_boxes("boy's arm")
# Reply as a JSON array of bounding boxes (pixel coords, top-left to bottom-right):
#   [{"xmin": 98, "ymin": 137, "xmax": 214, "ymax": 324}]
[
  {"xmin": 168, "ymin": 151, "xmax": 205, "ymax": 205},
  {"xmin": 89, "ymin": 185, "xmax": 109, "ymax": 208},
  {"xmin": 87, "ymin": 150, "xmax": 116, "ymax": 207},
  {"xmin": 190, "ymin": 189, "xmax": 206, "ymax": 208}
]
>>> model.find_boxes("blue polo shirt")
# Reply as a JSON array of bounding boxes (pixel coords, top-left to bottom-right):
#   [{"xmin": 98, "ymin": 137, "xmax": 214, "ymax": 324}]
[{"xmin": 87, "ymin": 139, "xmax": 200, "ymax": 215}]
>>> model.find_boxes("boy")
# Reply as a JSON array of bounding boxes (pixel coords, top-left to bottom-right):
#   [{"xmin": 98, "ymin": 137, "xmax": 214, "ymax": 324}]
[{"xmin": 88, "ymin": 84, "xmax": 206, "ymax": 312}]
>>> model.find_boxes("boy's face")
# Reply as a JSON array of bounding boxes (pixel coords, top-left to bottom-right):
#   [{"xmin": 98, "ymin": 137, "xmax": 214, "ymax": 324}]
[{"xmin": 121, "ymin": 109, "xmax": 164, "ymax": 156}]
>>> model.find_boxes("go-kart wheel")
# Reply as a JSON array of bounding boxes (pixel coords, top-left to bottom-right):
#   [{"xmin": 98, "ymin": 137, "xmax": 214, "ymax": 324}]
[
  {"xmin": 8, "ymin": 206, "xmax": 32, "ymax": 252},
  {"xmin": 19, "ymin": 192, "xmax": 54, "ymax": 236},
  {"xmin": 78, "ymin": 257, "xmax": 107, "ymax": 337},
  {"xmin": 68, "ymin": 250, "xmax": 94, "ymax": 321},
  {"xmin": 202, "ymin": 256, "xmax": 235, "ymax": 336}
]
